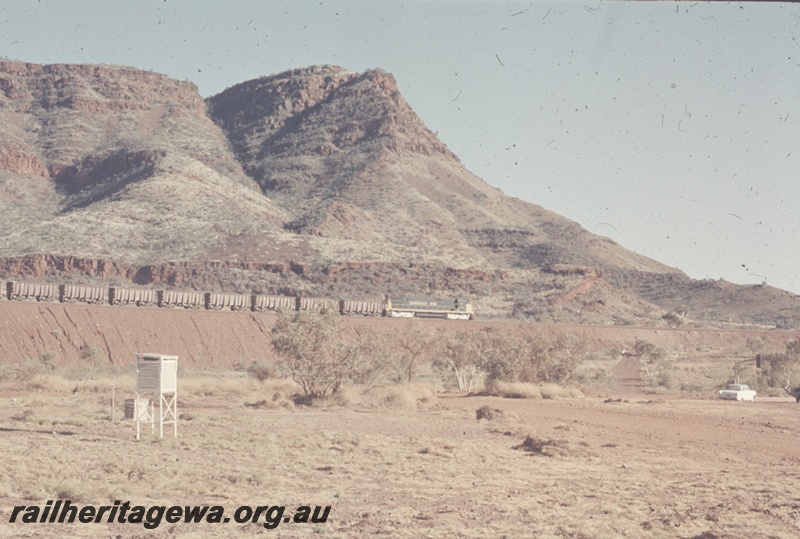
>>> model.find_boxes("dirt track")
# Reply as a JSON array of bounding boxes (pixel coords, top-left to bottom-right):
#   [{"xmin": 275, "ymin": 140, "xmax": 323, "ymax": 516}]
[{"xmin": 1, "ymin": 301, "xmax": 798, "ymax": 368}]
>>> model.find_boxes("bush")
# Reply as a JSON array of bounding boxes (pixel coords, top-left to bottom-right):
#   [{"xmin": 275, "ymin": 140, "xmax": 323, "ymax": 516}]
[
  {"xmin": 0, "ymin": 354, "xmax": 66, "ymax": 391},
  {"xmin": 39, "ymin": 351, "xmax": 57, "ymax": 372},
  {"xmin": 514, "ymin": 435, "xmax": 571, "ymax": 457},
  {"xmin": 246, "ymin": 360, "xmax": 276, "ymax": 382},
  {"xmin": 488, "ymin": 381, "xmax": 542, "ymax": 399},
  {"xmin": 433, "ymin": 328, "xmax": 587, "ymax": 392},
  {"xmin": 633, "ymin": 339, "xmax": 667, "ymax": 387},
  {"xmin": 351, "ymin": 384, "xmax": 438, "ymax": 410},
  {"xmin": 476, "ymin": 405, "xmax": 499, "ymax": 420},
  {"xmin": 484, "ymin": 381, "xmax": 583, "ymax": 400},
  {"xmin": 539, "ymin": 383, "xmax": 583, "ymax": 399},
  {"xmin": 79, "ymin": 343, "xmax": 104, "ymax": 366},
  {"xmin": 270, "ymin": 310, "xmax": 347, "ymax": 398}
]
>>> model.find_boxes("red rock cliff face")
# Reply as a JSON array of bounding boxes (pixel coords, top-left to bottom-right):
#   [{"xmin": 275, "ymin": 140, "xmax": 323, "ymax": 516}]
[
  {"xmin": 0, "ymin": 143, "xmax": 49, "ymax": 177},
  {"xmin": 0, "ymin": 255, "xmax": 299, "ymax": 287},
  {"xmin": 0, "ymin": 61, "xmax": 203, "ymax": 113},
  {"xmin": 0, "ymin": 60, "xmax": 220, "ymax": 178},
  {"xmin": 206, "ymin": 65, "xmax": 477, "ymax": 253},
  {"xmin": 0, "ymin": 255, "xmax": 132, "ymax": 280},
  {"xmin": 207, "ymin": 65, "xmax": 458, "ymax": 189}
]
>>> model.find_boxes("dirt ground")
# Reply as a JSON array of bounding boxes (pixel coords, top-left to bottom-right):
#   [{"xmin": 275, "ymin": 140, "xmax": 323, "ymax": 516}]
[
  {"xmin": 1, "ymin": 302, "xmax": 800, "ymax": 538},
  {"xmin": 1, "ymin": 374, "xmax": 799, "ymax": 539}
]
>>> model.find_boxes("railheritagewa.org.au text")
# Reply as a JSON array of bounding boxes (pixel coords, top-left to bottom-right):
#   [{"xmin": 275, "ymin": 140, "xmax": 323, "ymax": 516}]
[{"xmin": 8, "ymin": 500, "xmax": 331, "ymax": 530}]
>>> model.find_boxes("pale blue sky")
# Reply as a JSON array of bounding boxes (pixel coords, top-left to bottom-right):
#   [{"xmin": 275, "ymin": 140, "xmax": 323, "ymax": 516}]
[{"xmin": 3, "ymin": 1, "xmax": 799, "ymax": 292}]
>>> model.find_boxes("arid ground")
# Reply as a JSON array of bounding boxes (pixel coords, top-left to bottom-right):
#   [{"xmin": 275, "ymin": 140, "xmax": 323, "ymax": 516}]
[
  {"xmin": 1, "ymin": 367, "xmax": 799, "ymax": 539},
  {"xmin": 1, "ymin": 302, "xmax": 799, "ymax": 538}
]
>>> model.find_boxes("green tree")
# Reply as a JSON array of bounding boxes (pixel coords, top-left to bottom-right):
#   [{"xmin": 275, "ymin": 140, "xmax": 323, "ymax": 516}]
[
  {"xmin": 392, "ymin": 321, "xmax": 437, "ymax": 384},
  {"xmin": 516, "ymin": 334, "xmax": 585, "ymax": 384},
  {"xmin": 435, "ymin": 329, "xmax": 495, "ymax": 393},
  {"xmin": 435, "ymin": 328, "xmax": 529, "ymax": 393},
  {"xmin": 762, "ymin": 339, "xmax": 800, "ymax": 396},
  {"xmin": 345, "ymin": 325, "xmax": 386, "ymax": 391},
  {"xmin": 481, "ymin": 331, "xmax": 525, "ymax": 384},
  {"xmin": 533, "ymin": 334, "xmax": 586, "ymax": 384},
  {"xmin": 633, "ymin": 339, "xmax": 667, "ymax": 386},
  {"xmin": 271, "ymin": 310, "xmax": 385, "ymax": 399}
]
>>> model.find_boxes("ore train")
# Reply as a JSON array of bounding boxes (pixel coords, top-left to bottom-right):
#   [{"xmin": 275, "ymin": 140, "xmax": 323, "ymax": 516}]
[{"xmin": 1, "ymin": 281, "xmax": 474, "ymax": 320}]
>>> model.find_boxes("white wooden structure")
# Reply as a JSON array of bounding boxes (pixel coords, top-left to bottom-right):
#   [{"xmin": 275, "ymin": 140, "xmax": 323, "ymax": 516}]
[
  {"xmin": 135, "ymin": 353, "xmax": 178, "ymax": 439},
  {"xmin": 124, "ymin": 397, "xmax": 152, "ymax": 421}
]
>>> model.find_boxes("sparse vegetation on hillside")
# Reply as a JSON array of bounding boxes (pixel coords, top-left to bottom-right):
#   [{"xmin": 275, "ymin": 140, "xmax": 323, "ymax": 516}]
[{"xmin": 662, "ymin": 306, "xmax": 689, "ymax": 328}]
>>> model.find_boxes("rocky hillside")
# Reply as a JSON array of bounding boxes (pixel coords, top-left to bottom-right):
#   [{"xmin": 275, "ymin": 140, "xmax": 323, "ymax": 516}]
[{"xmin": 0, "ymin": 60, "xmax": 797, "ymax": 326}]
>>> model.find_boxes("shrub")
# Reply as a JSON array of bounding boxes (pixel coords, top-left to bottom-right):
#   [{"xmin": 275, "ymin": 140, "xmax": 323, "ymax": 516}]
[
  {"xmin": 352, "ymin": 384, "xmax": 438, "ymax": 410},
  {"xmin": 79, "ymin": 343, "xmax": 104, "ymax": 366},
  {"xmin": 39, "ymin": 351, "xmax": 57, "ymax": 372},
  {"xmin": 476, "ymin": 405, "xmax": 498, "ymax": 420},
  {"xmin": 488, "ymin": 381, "xmax": 543, "ymax": 399},
  {"xmin": 514, "ymin": 435, "xmax": 571, "ymax": 457},
  {"xmin": 246, "ymin": 360, "xmax": 276, "ymax": 382}
]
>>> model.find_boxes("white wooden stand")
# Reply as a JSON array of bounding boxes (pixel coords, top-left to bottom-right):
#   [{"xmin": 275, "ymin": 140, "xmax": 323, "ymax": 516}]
[{"xmin": 135, "ymin": 353, "xmax": 178, "ymax": 439}]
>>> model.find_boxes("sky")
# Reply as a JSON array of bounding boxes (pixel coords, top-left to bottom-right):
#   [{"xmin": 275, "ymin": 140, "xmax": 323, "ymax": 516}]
[{"xmin": 2, "ymin": 0, "xmax": 799, "ymax": 292}]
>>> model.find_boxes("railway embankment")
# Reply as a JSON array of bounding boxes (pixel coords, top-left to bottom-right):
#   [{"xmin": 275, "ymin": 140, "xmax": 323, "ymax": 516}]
[{"xmin": 1, "ymin": 301, "xmax": 797, "ymax": 369}]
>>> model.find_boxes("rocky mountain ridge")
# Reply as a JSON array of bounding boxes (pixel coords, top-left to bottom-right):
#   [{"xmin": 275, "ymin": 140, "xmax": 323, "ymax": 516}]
[{"xmin": 0, "ymin": 60, "xmax": 797, "ymax": 326}]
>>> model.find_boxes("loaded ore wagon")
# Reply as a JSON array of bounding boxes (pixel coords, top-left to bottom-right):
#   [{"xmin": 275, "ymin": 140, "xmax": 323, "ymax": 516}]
[
  {"xmin": 110, "ymin": 287, "xmax": 156, "ymax": 307},
  {"xmin": 297, "ymin": 296, "xmax": 338, "ymax": 312},
  {"xmin": 60, "ymin": 284, "xmax": 108, "ymax": 304},
  {"xmin": 340, "ymin": 299, "xmax": 384, "ymax": 316},
  {"xmin": 158, "ymin": 290, "xmax": 205, "ymax": 309},
  {"xmin": 385, "ymin": 296, "xmax": 474, "ymax": 320},
  {"xmin": 8, "ymin": 282, "xmax": 61, "ymax": 302},
  {"xmin": 205, "ymin": 292, "xmax": 251, "ymax": 311},
  {"xmin": 253, "ymin": 294, "xmax": 296, "ymax": 312}
]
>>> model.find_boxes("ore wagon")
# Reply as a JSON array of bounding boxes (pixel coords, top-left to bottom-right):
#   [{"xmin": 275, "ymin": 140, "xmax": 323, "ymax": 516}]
[
  {"xmin": 205, "ymin": 293, "xmax": 251, "ymax": 311},
  {"xmin": 297, "ymin": 297, "xmax": 337, "ymax": 312},
  {"xmin": 60, "ymin": 284, "xmax": 109, "ymax": 304},
  {"xmin": 158, "ymin": 290, "xmax": 205, "ymax": 309},
  {"xmin": 340, "ymin": 299, "xmax": 384, "ymax": 316},
  {"xmin": 110, "ymin": 287, "xmax": 157, "ymax": 307},
  {"xmin": 8, "ymin": 282, "xmax": 61, "ymax": 302},
  {"xmin": 252, "ymin": 294, "xmax": 296, "ymax": 312}
]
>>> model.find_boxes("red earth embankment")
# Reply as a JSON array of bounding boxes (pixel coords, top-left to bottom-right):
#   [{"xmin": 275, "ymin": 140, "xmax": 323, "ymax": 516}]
[{"xmin": 0, "ymin": 300, "xmax": 797, "ymax": 368}]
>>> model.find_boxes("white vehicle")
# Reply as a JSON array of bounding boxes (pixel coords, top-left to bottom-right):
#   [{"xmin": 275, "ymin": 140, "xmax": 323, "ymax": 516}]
[{"xmin": 719, "ymin": 384, "xmax": 757, "ymax": 401}]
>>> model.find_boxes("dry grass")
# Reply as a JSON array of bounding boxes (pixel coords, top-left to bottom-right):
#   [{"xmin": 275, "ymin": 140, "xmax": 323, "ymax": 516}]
[
  {"xmin": 572, "ymin": 351, "xmax": 619, "ymax": 391},
  {"xmin": 2, "ymin": 370, "xmax": 800, "ymax": 538},
  {"xmin": 351, "ymin": 383, "xmax": 439, "ymax": 410},
  {"xmin": 487, "ymin": 381, "xmax": 584, "ymax": 400}
]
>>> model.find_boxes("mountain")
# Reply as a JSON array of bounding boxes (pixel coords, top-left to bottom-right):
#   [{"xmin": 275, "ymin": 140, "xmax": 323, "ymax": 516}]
[{"xmin": 0, "ymin": 60, "xmax": 797, "ymax": 326}]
